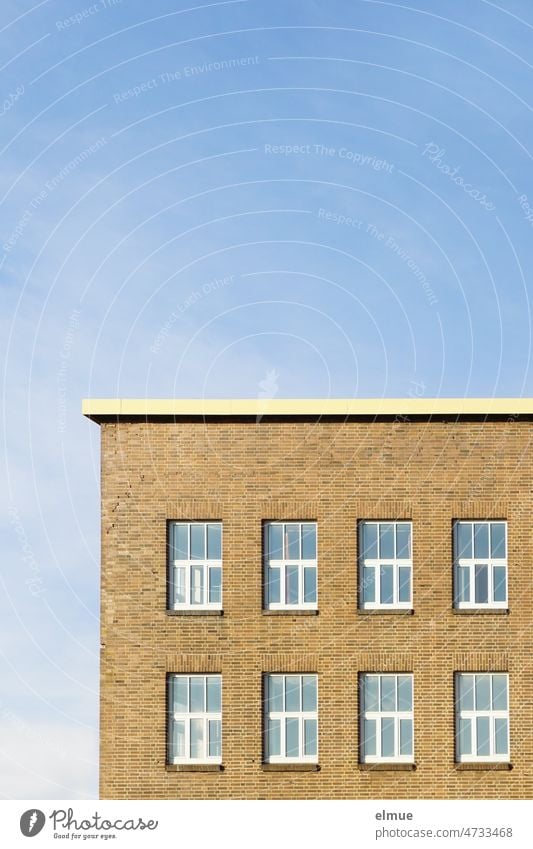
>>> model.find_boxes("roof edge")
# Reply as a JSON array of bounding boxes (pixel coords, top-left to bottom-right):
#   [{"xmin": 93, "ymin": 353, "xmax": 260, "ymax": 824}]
[{"xmin": 82, "ymin": 398, "xmax": 533, "ymax": 423}]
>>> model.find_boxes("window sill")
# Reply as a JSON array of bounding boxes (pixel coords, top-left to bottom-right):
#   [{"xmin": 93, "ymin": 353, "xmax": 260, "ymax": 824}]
[
  {"xmin": 452, "ymin": 608, "xmax": 509, "ymax": 615},
  {"xmin": 166, "ymin": 764, "xmax": 224, "ymax": 772},
  {"xmin": 261, "ymin": 763, "xmax": 320, "ymax": 772},
  {"xmin": 262, "ymin": 609, "xmax": 319, "ymax": 616},
  {"xmin": 359, "ymin": 763, "xmax": 416, "ymax": 771},
  {"xmin": 166, "ymin": 609, "xmax": 223, "ymax": 616},
  {"xmin": 455, "ymin": 762, "xmax": 512, "ymax": 771},
  {"xmin": 358, "ymin": 609, "xmax": 414, "ymax": 615}
]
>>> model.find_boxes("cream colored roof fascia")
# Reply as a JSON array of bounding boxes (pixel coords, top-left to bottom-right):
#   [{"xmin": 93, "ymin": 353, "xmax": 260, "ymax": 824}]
[{"xmin": 82, "ymin": 398, "xmax": 533, "ymax": 419}]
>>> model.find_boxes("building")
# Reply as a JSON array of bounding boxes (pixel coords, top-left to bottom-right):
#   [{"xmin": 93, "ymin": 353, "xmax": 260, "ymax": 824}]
[{"xmin": 83, "ymin": 397, "xmax": 533, "ymax": 799}]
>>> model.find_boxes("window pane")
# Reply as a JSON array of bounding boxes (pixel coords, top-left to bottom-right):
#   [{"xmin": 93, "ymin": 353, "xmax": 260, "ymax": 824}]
[
  {"xmin": 398, "ymin": 676, "xmax": 412, "ymax": 711},
  {"xmin": 267, "ymin": 567, "xmax": 280, "ymax": 604},
  {"xmin": 381, "ymin": 677, "xmax": 396, "ymax": 711},
  {"xmin": 396, "ymin": 524, "xmax": 411, "ymax": 559},
  {"xmin": 302, "ymin": 676, "xmax": 317, "ymax": 712},
  {"xmin": 458, "ymin": 718, "xmax": 472, "ymax": 756},
  {"xmin": 267, "ymin": 676, "xmax": 283, "ymax": 712},
  {"xmin": 493, "ymin": 566, "xmax": 506, "ymax": 603},
  {"xmin": 173, "ymin": 676, "xmax": 188, "ymax": 713},
  {"xmin": 363, "ymin": 566, "xmax": 375, "ymax": 603},
  {"xmin": 170, "ymin": 719, "xmax": 186, "ymax": 759},
  {"xmin": 364, "ymin": 676, "xmax": 379, "ymax": 712},
  {"xmin": 208, "ymin": 719, "xmax": 221, "ymax": 758},
  {"xmin": 304, "ymin": 719, "xmax": 317, "ymax": 756},
  {"xmin": 475, "ymin": 675, "xmax": 491, "ymax": 711},
  {"xmin": 380, "ymin": 566, "xmax": 394, "ymax": 604},
  {"xmin": 474, "ymin": 565, "xmax": 488, "ymax": 604},
  {"xmin": 491, "ymin": 523, "xmax": 506, "ymax": 558},
  {"xmin": 476, "ymin": 716, "xmax": 490, "ymax": 756},
  {"xmin": 456, "ymin": 566, "xmax": 470, "ymax": 604},
  {"xmin": 456, "ymin": 522, "xmax": 472, "ymax": 558},
  {"xmin": 267, "ymin": 524, "xmax": 283, "ymax": 559},
  {"xmin": 285, "ymin": 525, "xmax": 300, "ymax": 559},
  {"xmin": 492, "ymin": 675, "xmax": 508, "ymax": 711},
  {"xmin": 172, "ymin": 524, "xmax": 189, "ymax": 560},
  {"xmin": 174, "ymin": 567, "xmax": 186, "ymax": 604},
  {"xmin": 190, "ymin": 565, "xmax": 204, "ymax": 605},
  {"xmin": 207, "ymin": 524, "xmax": 221, "ymax": 560},
  {"xmin": 285, "ymin": 676, "xmax": 301, "ymax": 712},
  {"xmin": 190, "ymin": 524, "xmax": 205, "ymax": 559},
  {"xmin": 399, "ymin": 719, "xmax": 412, "ymax": 756},
  {"xmin": 474, "ymin": 523, "xmax": 489, "ymax": 558},
  {"xmin": 361, "ymin": 523, "xmax": 378, "ymax": 559},
  {"xmin": 209, "ymin": 567, "xmax": 222, "ymax": 604},
  {"xmin": 286, "ymin": 566, "xmax": 299, "ymax": 604},
  {"xmin": 190, "ymin": 677, "xmax": 205, "ymax": 712},
  {"xmin": 457, "ymin": 675, "xmax": 474, "ymax": 712},
  {"xmin": 381, "ymin": 718, "xmax": 395, "ymax": 757},
  {"xmin": 190, "ymin": 718, "xmax": 204, "ymax": 758},
  {"xmin": 207, "ymin": 677, "xmax": 221, "ymax": 713},
  {"xmin": 303, "ymin": 567, "xmax": 317, "ymax": 603},
  {"xmin": 267, "ymin": 718, "xmax": 280, "ymax": 757},
  {"xmin": 398, "ymin": 567, "xmax": 410, "ymax": 603},
  {"xmin": 494, "ymin": 718, "xmax": 508, "ymax": 755},
  {"xmin": 285, "ymin": 718, "xmax": 299, "ymax": 757},
  {"xmin": 364, "ymin": 719, "xmax": 376, "ymax": 756},
  {"xmin": 379, "ymin": 524, "xmax": 395, "ymax": 558},
  {"xmin": 302, "ymin": 524, "xmax": 317, "ymax": 559}
]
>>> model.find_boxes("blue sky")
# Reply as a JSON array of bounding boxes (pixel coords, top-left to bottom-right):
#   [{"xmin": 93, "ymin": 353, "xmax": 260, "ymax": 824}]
[{"xmin": 1, "ymin": 0, "xmax": 533, "ymax": 797}]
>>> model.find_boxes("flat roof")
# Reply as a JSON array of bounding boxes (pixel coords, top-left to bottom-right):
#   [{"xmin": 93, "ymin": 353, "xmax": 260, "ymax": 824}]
[{"xmin": 82, "ymin": 398, "xmax": 533, "ymax": 422}]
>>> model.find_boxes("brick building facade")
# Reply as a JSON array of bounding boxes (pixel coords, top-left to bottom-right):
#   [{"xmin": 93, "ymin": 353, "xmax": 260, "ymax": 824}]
[{"xmin": 83, "ymin": 398, "xmax": 533, "ymax": 799}]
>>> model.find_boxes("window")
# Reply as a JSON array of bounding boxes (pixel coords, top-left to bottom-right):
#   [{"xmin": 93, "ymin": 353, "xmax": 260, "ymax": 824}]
[
  {"xmin": 455, "ymin": 673, "xmax": 509, "ymax": 762},
  {"xmin": 263, "ymin": 522, "xmax": 317, "ymax": 609},
  {"xmin": 453, "ymin": 521, "xmax": 507, "ymax": 608},
  {"xmin": 167, "ymin": 674, "xmax": 222, "ymax": 763},
  {"xmin": 168, "ymin": 522, "xmax": 222, "ymax": 609},
  {"xmin": 263, "ymin": 674, "xmax": 318, "ymax": 762},
  {"xmin": 359, "ymin": 521, "xmax": 412, "ymax": 609},
  {"xmin": 359, "ymin": 674, "xmax": 414, "ymax": 763}
]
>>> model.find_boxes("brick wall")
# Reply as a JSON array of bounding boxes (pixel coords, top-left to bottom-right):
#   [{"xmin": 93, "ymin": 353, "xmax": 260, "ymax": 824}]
[{"xmin": 99, "ymin": 417, "xmax": 533, "ymax": 798}]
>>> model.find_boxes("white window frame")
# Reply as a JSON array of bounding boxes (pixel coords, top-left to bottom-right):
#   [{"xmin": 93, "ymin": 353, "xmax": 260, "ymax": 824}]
[
  {"xmin": 263, "ymin": 674, "xmax": 318, "ymax": 763},
  {"xmin": 263, "ymin": 522, "xmax": 318, "ymax": 610},
  {"xmin": 453, "ymin": 521, "xmax": 507, "ymax": 609},
  {"xmin": 359, "ymin": 673, "xmax": 414, "ymax": 764},
  {"xmin": 167, "ymin": 674, "xmax": 222, "ymax": 764},
  {"xmin": 455, "ymin": 673, "xmax": 509, "ymax": 763},
  {"xmin": 168, "ymin": 521, "xmax": 222, "ymax": 610},
  {"xmin": 359, "ymin": 521, "xmax": 413, "ymax": 610}
]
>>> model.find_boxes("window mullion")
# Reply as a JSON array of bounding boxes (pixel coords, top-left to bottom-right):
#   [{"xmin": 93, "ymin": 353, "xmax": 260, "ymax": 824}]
[{"xmin": 395, "ymin": 715, "xmax": 400, "ymax": 758}]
